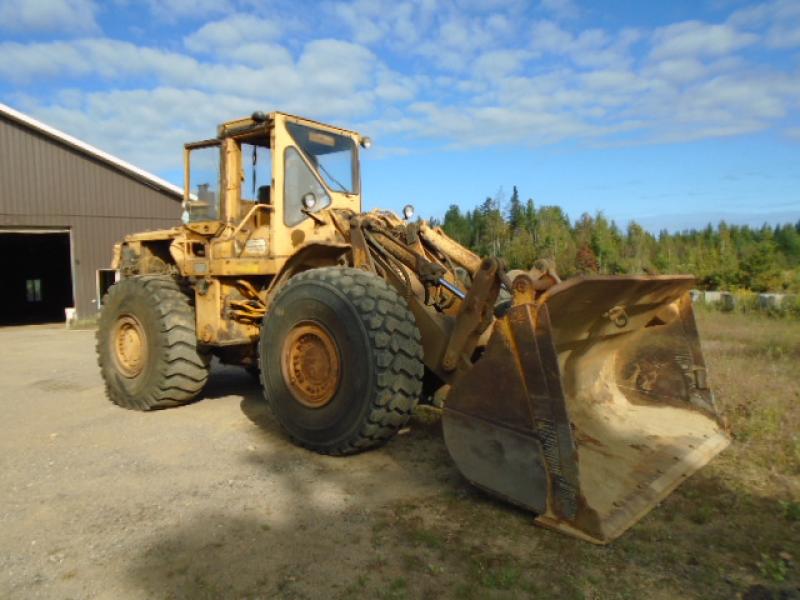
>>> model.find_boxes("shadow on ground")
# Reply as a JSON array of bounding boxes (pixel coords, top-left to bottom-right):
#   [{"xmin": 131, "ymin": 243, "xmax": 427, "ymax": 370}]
[
  {"xmin": 123, "ymin": 382, "xmax": 800, "ymax": 599},
  {"xmin": 123, "ymin": 478, "xmax": 800, "ymax": 599},
  {"xmin": 197, "ymin": 361, "xmax": 262, "ymax": 403}
]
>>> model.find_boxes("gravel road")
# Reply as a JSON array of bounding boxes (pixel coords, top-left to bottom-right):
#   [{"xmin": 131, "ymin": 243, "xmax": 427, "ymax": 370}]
[{"xmin": 0, "ymin": 324, "xmax": 455, "ymax": 599}]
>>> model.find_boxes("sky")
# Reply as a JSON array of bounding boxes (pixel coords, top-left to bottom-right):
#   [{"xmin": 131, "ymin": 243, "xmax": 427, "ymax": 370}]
[{"xmin": 1, "ymin": 0, "xmax": 799, "ymax": 231}]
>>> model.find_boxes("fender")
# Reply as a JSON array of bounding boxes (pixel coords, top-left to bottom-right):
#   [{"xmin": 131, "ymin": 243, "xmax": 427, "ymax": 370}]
[{"xmin": 265, "ymin": 242, "xmax": 351, "ymax": 303}]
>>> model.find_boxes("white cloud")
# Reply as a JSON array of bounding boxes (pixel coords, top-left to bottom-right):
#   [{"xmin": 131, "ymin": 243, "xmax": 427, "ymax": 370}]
[
  {"xmin": 14, "ymin": 81, "xmax": 382, "ymax": 176},
  {"xmin": 767, "ymin": 25, "xmax": 800, "ymax": 48},
  {"xmin": 329, "ymin": 0, "xmax": 519, "ymax": 71},
  {"xmin": 539, "ymin": 0, "xmax": 579, "ymax": 20},
  {"xmin": 456, "ymin": 0, "xmax": 526, "ymax": 11},
  {"xmin": 387, "ymin": 12, "xmax": 800, "ymax": 148},
  {"xmin": 183, "ymin": 13, "xmax": 280, "ymax": 53},
  {"xmin": 473, "ymin": 49, "xmax": 531, "ymax": 79},
  {"xmin": 219, "ymin": 43, "xmax": 293, "ymax": 67},
  {"xmin": 729, "ymin": 0, "xmax": 800, "ymax": 48},
  {"xmin": 413, "ymin": 13, "xmax": 515, "ymax": 70},
  {"xmin": 0, "ymin": 0, "xmax": 98, "ymax": 33},
  {"xmin": 571, "ymin": 28, "xmax": 640, "ymax": 68},
  {"xmin": 530, "ymin": 20, "xmax": 572, "ymax": 53},
  {"xmin": 328, "ymin": 0, "xmax": 428, "ymax": 46},
  {"xmin": 146, "ymin": 0, "xmax": 232, "ymax": 20},
  {"xmin": 644, "ymin": 57, "xmax": 707, "ymax": 84},
  {"xmin": 23, "ymin": 87, "xmax": 256, "ymax": 173},
  {"xmin": 650, "ymin": 21, "xmax": 758, "ymax": 59},
  {"xmin": 530, "ymin": 21, "xmax": 640, "ymax": 68},
  {"xmin": 403, "ymin": 100, "xmax": 602, "ymax": 147},
  {"xmin": 373, "ymin": 70, "xmax": 418, "ymax": 102},
  {"xmin": 0, "ymin": 37, "xmax": 382, "ymax": 108},
  {"xmin": 2, "ymin": 0, "xmax": 798, "ymax": 165},
  {"xmin": 0, "ymin": 39, "xmax": 200, "ymax": 84},
  {"xmin": 580, "ymin": 69, "xmax": 641, "ymax": 91},
  {"xmin": 0, "ymin": 33, "xmax": 405, "ymax": 157},
  {"xmin": 618, "ymin": 70, "xmax": 800, "ymax": 144}
]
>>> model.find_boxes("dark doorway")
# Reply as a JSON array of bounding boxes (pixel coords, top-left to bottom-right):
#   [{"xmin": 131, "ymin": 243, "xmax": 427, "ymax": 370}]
[{"xmin": 0, "ymin": 231, "xmax": 74, "ymax": 325}]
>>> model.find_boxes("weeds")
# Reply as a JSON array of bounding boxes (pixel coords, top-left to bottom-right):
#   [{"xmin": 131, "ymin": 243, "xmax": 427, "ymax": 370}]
[
  {"xmin": 401, "ymin": 552, "xmax": 424, "ymax": 572},
  {"xmin": 426, "ymin": 563, "xmax": 444, "ymax": 576},
  {"xmin": 480, "ymin": 564, "xmax": 520, "ymax": 590},
  {"xmin": 757, "ymin": 553, "xmax": 789, "ymax": 583},
  {"xmin": 409, "ymin": 528, "xmax": 444, "ymax": 551},
  {"xmin": 698, "ymin": 310, "xmax": 800, "ymax": 474},
  {"xmin": 340, "ymin": 574, "xmax": 369, "ymax": 598},
  {"xmin": 781, "ymin": 501, "xmax": 800, "ymax": 522},
  {"xmin": 379, "ymin": 577, "xmax": 407, "ymax": 600}
]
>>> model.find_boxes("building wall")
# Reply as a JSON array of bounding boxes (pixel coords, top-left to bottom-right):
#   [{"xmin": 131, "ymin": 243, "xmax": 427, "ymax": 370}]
[{"xmin": 0, "ymin": 115, "xmax": 182, "ymax": 318}]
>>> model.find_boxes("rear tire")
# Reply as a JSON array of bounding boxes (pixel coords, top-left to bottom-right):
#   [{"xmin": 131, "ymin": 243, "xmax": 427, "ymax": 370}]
[
  {"xmin": 96, "ymin": 275, "xmax": 209, "ymax": 410},
  {"xmin": 259, "ymin": 267, "xmax": 424, "ymax": 455}
]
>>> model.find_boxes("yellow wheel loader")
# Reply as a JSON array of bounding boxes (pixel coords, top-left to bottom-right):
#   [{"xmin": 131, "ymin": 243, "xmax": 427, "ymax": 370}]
[{"xmin": 96, "ymin": 111, "xmax": 729, "ymax": 543}]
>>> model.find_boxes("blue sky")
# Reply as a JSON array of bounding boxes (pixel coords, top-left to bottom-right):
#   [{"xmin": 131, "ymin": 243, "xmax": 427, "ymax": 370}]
[{"xmin": 1, "ymin": 0, "xmax": 798, "ymax": 231}]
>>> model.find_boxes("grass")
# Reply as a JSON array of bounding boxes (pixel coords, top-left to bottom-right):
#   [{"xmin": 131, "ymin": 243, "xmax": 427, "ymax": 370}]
[
  {"xmin": 757, "ymin": 553, "xmax": 790, "ymax": 583},
  {"xmin": 408, "ymin": 527, "xmax": 444, "ymax": 551},
  {"xmin": 477, "ymin": 564, "xmax": 521, "ymax": 590},
  {"xmin": 379, "ymin": 577, "xmax": 408, "ymax": 600},
  {"xmin": 354, "ymin": 310, "xmax": 800, "ymax": 599},
  {"xmin": 696, "ymin": 309, "xmax": 800, "ymax": 475},
  {"xmin": 782, "ymin": 501, "xmax": 800, "ymax": 522}
]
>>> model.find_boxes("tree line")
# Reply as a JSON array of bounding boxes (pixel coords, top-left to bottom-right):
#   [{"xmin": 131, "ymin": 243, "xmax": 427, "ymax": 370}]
[{"xmin": 431, "ymin": 186, "xmax": 800, "ymax": 293}]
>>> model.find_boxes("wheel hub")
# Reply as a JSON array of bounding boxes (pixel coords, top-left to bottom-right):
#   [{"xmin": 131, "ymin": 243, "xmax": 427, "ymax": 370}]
[
  {"xmin": 281, "ymin": 322, "xmax": 341, "ymax": 408},
  {"xmin": 113, "ymin": 315, "xmax": 147, "ymax": 377}
]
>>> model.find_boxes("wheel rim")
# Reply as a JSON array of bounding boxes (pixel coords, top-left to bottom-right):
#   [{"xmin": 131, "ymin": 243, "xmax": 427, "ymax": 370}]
[
  {"xmin": 281, "ymin": 322, "xmax": 341, "ymax": 408},
  {"xmin": 112, "ymin": 314, "xmax": 147, "ymax": 378}
]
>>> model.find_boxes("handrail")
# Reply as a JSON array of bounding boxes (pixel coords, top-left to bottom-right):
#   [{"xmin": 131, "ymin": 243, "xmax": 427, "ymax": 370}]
[{"xmin": 226, "ymin": 203, "xmax": 273, "ymax": 240}]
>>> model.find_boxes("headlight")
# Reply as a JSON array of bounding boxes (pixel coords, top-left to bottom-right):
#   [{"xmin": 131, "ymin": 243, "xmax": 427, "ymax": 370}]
[
  {"xmin": 302, "ymin": 193, "xmax": 317, "ymax": 209},
  {"xmin": 402, "ymin": 204, "xmax": 415, "ymax": 220}
]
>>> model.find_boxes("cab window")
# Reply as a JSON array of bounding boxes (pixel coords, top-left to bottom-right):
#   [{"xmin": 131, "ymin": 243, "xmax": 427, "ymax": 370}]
[
  {"xmin": 285, "ymin": 122, "xmax": 357, "ymax": 194},
  {"xmin": 185, "ymin": 144, "xmax": 221, "ymax": 223},
  {"xmin": 283, "ymin": 147, "xmax": 330, "ymax": 227},
  {"xmin": 240, "ymin": 143, "xmax": 272, "ymax": 204}
]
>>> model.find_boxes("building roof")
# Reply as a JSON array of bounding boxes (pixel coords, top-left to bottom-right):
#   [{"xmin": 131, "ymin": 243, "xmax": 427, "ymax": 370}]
[{"xmin": 0, "ymin": 103, "xmax": 183, "ymax": 200}]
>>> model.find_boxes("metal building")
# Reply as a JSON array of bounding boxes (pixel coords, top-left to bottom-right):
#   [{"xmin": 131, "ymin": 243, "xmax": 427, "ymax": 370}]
[{"xmin": 0, "ymin": 103, "xmax": 182, "ymax": 325}]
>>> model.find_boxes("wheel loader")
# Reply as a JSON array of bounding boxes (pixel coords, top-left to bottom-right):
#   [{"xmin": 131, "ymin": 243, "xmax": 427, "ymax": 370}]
[{"xmin": 97, "ymin": 111, "xmax": 729, "ymax": 543}]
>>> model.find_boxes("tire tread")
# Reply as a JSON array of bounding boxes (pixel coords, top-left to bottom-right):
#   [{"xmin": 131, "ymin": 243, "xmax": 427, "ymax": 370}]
[
  {"xmin": 262, "ymin": 267, "xmax": 424, "ymax": 455},
  {"xmin": 96, "ymin": 275, "xmax": 209, "ymax": 411}
]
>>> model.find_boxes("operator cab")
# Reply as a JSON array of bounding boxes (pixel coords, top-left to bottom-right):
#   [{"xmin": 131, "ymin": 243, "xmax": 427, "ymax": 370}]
[{"xmin": 181, "ymin": 112, "xmax": 365, "ymax": 258}]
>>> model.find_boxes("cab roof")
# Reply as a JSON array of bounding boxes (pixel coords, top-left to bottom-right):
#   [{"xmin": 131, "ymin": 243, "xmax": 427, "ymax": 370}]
[{"xmin": 217, "ymin": 111, "xmax": 362, "ymax": 140}]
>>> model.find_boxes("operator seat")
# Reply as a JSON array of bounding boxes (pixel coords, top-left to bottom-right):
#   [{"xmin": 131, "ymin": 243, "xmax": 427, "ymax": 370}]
[{"xmin": 257, "ymin": 185, "xmax": 271, "ymax": 205}]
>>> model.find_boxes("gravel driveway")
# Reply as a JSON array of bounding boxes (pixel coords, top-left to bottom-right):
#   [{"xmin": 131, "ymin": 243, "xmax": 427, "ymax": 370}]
[{"xmin": 0, "ymin": 324, "xmax": 454, "ymax": 599}]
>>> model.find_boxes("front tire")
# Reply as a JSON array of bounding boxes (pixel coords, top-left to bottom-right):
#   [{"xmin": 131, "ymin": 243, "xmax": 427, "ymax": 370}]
[
  {"xmin": 96, "ymin": 275, "xmax": 209, "ymax": 410},
  {"xmin": 259, "ymin": 267, "xmax": 424, "ymax": 455}
]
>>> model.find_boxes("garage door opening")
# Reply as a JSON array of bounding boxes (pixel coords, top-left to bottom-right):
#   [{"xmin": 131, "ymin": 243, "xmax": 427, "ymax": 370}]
[{"xmin": 0, "ymin": 231, "xmax": 74, "ymax": 326}]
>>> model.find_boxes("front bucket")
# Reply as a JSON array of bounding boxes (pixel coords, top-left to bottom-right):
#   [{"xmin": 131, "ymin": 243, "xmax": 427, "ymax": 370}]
[{"xmin": 442, "ymin": 275, "xmax": 729, "ymax": 543}]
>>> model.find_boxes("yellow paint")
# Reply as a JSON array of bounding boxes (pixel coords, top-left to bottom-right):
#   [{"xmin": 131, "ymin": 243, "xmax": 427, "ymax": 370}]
[{"xmin": 117, "ymin": 111, "xmax": 364, "ymax": 346}]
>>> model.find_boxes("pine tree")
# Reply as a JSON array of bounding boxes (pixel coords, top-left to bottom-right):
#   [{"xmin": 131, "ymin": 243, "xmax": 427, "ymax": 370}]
[
  {"xmin": 508, "ymin": 186, "xmax": 524, "ymax": 233},
  {"xmin": 442, "ymin": 204, "xmax": 471, "ymax": 245},
  {"xmin": 524, "ymin": 199, "xmax": 536, "ymax": 236}
]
